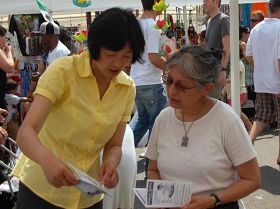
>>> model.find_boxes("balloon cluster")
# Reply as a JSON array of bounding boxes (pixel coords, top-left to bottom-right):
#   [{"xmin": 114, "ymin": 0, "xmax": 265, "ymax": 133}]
[
  {"xmin": 73, "ymin": 0, "xmax": 91, "ymax": 8},
  {"xmin": 153, "ymin": 0, "xmax": 169, "ymax": 12}
]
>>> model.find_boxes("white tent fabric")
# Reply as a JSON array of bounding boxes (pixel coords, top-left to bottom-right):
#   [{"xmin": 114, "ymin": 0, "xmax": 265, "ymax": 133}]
[{"xmin": 0, "ymin": 0, "xmax": 269, "ymax": 15}]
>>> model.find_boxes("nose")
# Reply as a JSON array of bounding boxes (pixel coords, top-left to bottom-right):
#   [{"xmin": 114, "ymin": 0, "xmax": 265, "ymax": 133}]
[
  {"xmin": 167, "ymin": 82, "xmax": 179, "ymax": 97},
  {"xmin": 112, "ymin": 57, "xmax": 127, "ymax": 69}
]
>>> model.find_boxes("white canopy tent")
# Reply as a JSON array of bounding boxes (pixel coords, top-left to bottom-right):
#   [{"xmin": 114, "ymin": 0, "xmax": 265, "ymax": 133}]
[{"xmin": 0, "ymin": 0, "xmax": 269, "ymax": 15}]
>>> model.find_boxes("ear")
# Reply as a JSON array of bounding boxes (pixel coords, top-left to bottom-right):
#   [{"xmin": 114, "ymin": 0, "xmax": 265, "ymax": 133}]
[{"xmin": 201, "ymin": 83, "xmax": 214, "ymax": 95}]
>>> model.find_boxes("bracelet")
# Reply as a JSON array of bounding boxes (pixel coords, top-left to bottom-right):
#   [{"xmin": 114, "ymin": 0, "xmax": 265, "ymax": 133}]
[{"xmin": 220, "ymin": 67, "xmax": 227, "ymax": 72}]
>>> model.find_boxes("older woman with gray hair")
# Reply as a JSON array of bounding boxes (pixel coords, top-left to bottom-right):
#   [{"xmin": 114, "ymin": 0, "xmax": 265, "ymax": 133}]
[{"xmin": 145, "ymin": 45, "xmax": 260, "ymax": 209}]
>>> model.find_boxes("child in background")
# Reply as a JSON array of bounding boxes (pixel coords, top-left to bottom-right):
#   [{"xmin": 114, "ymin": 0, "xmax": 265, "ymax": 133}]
[
  {"xmin": 5, "ymin": 79, "xmax": 32, "ymax": 139},
  {"xmin": 223, "ymin": 44, "xmax": 252, "ymax": 132}
]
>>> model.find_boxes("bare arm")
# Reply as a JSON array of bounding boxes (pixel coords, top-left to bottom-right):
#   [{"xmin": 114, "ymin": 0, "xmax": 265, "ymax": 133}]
[
  {"xmin": 99, "ymin": 121, "xmax": 126, "ymax": 188},
  {"xmin": 17, "ymin": 95, "xmax": 78, "ymax": 187},
  {"xmin": 0, "ymin": 44, "xmax": 14, "ymax": 73},
  {"xmin": 147, "ymin": 159, "xmax": 161, "ymax": 180},
  {"xmin": 148, "ymin": 53, "xmax": 166, "ymax": 72},
  {"xmin": 181, "ymin": 158, "xmax": 260, "ymax": 209},
  {"xmin": 221, "ymin": 35, "xmax": 230, "ymax": 69}
]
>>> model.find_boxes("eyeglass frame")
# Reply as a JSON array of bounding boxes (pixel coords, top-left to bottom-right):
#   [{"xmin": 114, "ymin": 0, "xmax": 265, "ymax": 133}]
[
  {"xmin": 161, "ymin": 74, "xmax": 197, "ymax": 92},
  {"xmin": 250, "ymin": 18, "xmax": 262, "ymax": 23}
]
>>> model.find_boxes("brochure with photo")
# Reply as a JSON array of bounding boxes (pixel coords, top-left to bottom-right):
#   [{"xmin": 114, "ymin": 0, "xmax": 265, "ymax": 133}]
[
  {"xmin": 134, "ymin": 179, "xmax": 192, "ymax": 208},
  {"xmin": 67, "ymin": 163, "xmax": 111, "ymax": 197}
]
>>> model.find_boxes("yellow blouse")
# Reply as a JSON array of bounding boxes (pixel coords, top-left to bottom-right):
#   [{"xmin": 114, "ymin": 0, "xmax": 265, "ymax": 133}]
[{"xmin": 12, "ymin": 51, "xmax": 136, "ymax": 209}]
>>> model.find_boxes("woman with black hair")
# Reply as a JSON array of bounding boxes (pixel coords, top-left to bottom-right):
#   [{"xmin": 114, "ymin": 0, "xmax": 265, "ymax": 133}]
[{"xmin": 12, "ymin": 8, "xmax": 145, "ymax": 209}]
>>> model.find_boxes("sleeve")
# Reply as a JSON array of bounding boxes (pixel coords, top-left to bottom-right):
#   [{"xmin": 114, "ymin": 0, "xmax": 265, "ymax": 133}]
[
  {"xmin": 223, "ymin": 112, "xmax": 257, "ymax": 167},
  {"xmin": 245, "ymin": 34, "xmax": 253, "ymax": 57},
  {"xmin": 220, "ymin": 16, "xmax": 230, "ymax": 38},
  {"xmin": 146, "ymin": 28, "xmax": 161, "ymax": 54},
  {"xmin": 145, "ymin": 116, "xmax": 161, "ymax": 161},
  {"xmin": 34, "ymin": 58, "xmax": 69, "ymax": 103},
  {"xmin": 7, "ymin": 94, "xmax": 21, "ymax": 105},
  {"xmin": 120, "ymin": 82, "xmax": 136, "ymax": 122}
]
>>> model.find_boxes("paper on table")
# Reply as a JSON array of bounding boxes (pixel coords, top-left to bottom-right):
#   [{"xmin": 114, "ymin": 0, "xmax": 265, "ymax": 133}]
[
  {"xmin": 134, "ymin": 179, "xmax": 192, "ymax": 208},
  {"xmin": 67, "ymin": 163, "xmax": 111, "ymax": 197}
]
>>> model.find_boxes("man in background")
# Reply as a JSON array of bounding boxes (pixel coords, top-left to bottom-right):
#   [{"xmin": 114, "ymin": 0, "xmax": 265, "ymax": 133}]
[
  {"xmin": 28, "ymin": 21, "xmax": 70, "ymax": 97},
  {"xmin": 130, "ymin": 0, "xmax": 167, "ymax": 148},
  {"xmin": 203, "ymin": 0, "xmax": 230, "ymax": 100},
  {"xmin": 246, "ymin": 0, "xmax": 280, "ymax": 165}
]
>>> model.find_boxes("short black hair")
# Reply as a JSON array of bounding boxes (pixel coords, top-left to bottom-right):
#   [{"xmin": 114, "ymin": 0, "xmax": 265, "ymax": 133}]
[
  {"xmin": 141, "ymin": 0, "xmax": 158, "ymax": 10},
  {"xmin": 269, "ymin": 0, "xmax": 280, "ymax": 14},
  {"xmin": 6, "ymin": 79, "xmax": 18, "ymax": 93},
  {"xmin": 88, "ymin": 7, "xmax": 145, "ymax": 64},
  {"xmin": 0, "ymin": 25, "xmax": 7, "ymax": 37}
]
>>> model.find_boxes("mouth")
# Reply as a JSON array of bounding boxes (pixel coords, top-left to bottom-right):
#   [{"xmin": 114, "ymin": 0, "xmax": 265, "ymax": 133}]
[{"xmin": 109, "ymin": 69, "xmax": 121, "ymax": 75}]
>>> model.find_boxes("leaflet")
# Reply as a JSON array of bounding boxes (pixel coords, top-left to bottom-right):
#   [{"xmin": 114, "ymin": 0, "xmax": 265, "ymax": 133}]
[
  {"xmin": 134, "ymin": 179, "xmax": 192, "ymax": 208},
  {"xmin": 67, "ymin": 163, "xmax": 111, "ymax": 197}
]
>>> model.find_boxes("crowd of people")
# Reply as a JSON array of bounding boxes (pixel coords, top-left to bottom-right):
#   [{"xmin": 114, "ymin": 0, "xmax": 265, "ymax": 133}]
[{"xmin": 0, "ymin": 0, "xmax": 279, "ymax": 209}]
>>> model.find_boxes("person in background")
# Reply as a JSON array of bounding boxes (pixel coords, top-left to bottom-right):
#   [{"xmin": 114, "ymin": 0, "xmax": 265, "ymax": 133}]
[
  {"xmin": 5, "ymin": 79, "xmax": 32, "ymax": 140},
  {"xmin": 223, "ymin": 44, "xmax": 252, "ymax": 132},
  {"xmin": 0, "ymin": 25, "xmax": 14, "ymax": 109},
  {"xmin": 130, "ymin": 0, "xmax": 167, "ymax": 147},
  {"xmin": 246, "ymin": 0, "xmax": 280, "ymax": 165},
  {"xmin": 146, "ymin": 46, "xmax": 260, "ymax": 209},
  {"xmin": 27, "ymin": 21, "xmax": 70, "ymax": 97},
  {"xmin": 187, "ymin": 26, "xmax": 199, "ymax": 46},
  {"xmin": 198, "ymin": 30, "xmax": 206, "ymax": 48},
  {"xmin": 12, "ymin": 8, "xmax": 145, "ymax": 209},
  {"xmin": 250, "ymin": 10, "xmax": 265, "ymax": 29},
  {"xmin": 203, "ymin": 0, "xmax": 230, "ymax": 100}
]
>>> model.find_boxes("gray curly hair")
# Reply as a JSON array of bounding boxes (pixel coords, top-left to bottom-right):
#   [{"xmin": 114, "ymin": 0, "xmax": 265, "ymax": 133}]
[{"xmin": 166, "ymin": 45, "xmax": 219, "ymax": 88}]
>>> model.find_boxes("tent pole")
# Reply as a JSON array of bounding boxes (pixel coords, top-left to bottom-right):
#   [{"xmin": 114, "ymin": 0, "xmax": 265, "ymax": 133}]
[{"xmin": 230, "ymin": 0, "xmax": 240, "ymax": 116}]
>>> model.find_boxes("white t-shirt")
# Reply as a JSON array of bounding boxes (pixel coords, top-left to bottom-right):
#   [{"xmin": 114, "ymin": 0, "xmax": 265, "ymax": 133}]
[
  {"xmin": 47, "ymin": 41, "xmax": 70, "ymax": 66},
  {"xmin": 130, "ymin": 18, "xmax": 163, "ymax": 86},
  {"xmin": 246, "ymin": 18, "xmax": 280, "ymax": 94},
  {"xmin": 5, "ymin": 94, "xmax": 22, "ymax": 122},
  {"xmin": 145, "ymin": 101, "xmax": 256, "ymax": 201}
]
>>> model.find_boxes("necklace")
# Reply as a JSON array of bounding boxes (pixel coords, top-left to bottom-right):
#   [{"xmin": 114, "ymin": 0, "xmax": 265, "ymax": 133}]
[{"xmin": 181, "ymin": 107, "xmax": 203, "ymax": 147}]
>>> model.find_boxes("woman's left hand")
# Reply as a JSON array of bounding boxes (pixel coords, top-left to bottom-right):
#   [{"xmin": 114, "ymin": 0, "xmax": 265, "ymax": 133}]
[
  {"xmin": 98, "ymin": 162, "xmax": 119, "ymax": 189},
  {"xmin": 180, "ymin": 195, "xmax": 214, "ymax": 209}
]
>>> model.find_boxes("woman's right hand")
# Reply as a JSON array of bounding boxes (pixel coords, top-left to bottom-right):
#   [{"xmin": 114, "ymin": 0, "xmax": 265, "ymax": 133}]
[{"xmin": 40, "ymin": 153, "xmax": 78, "ymax": 188}]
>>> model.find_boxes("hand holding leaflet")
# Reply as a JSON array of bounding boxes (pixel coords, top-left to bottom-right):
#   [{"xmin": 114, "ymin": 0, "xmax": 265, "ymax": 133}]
[
  {"xmin": 67, "ymin": 163, "xmax": 111, "ymax": 197},
  {"xmin": 134, "ymin": 179, "xmax": 192, "ymax": 208}
]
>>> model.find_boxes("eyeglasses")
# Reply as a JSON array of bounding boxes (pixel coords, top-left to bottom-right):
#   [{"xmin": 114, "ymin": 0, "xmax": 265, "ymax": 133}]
[
  {"xmin": 250, "ymin": 19, "xmax": 261, "ymax": 23},
  {"xmin": 162, "ymin": 74, "xmax": 197, "ymax": 92}
]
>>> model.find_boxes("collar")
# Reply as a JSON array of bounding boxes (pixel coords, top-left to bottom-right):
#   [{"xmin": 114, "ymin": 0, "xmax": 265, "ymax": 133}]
[{"xmin": 75, "ymin": 51, "xmax": 132, "ymax": 86}]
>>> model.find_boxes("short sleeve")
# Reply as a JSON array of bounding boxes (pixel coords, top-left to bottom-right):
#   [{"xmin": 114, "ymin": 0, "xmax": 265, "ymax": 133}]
[
  {"xmin": 220, "ymin": 16, "xmax": 230, "ymax": 38},
  {"xmin": 34, "ymin": 59, "xmax": 69, "ymax": 103},
  {"xmin": 120, "ymin": 83, "xmax": 136, "ymax": 122},
  {"xmin": 223, "ymin": 114, "xmax": 256, "ymax": 166},
  {"xmin": 145, "ymin": 116, "xmax": 160, "ymax": 160}
]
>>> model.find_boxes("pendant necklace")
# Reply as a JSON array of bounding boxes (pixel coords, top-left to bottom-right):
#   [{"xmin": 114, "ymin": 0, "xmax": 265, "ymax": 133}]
[{"xmin": 181, "ymin": 107, "xmax": 203, "ymax": 147}]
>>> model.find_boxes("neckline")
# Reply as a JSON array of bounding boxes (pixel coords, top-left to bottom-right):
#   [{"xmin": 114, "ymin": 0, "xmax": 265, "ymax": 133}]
[{"xmin": 172, "ymin": 100, "xmax": 219, "ymax": 124}]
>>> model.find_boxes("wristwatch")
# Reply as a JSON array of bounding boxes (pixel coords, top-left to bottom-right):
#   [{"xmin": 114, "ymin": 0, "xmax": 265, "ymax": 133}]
[{"xmin": 210, "ymin": 193, "xmax": 222, "ymax": 207}]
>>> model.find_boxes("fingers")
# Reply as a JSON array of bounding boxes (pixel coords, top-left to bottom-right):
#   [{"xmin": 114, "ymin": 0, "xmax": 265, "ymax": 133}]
[
  {"xmin": 99, "ymin": 168, "xmax": 119, "ymax": 188},
  {"xmin": 63, "ymin": 168, "xmax": 79, "ymax": 185}
]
